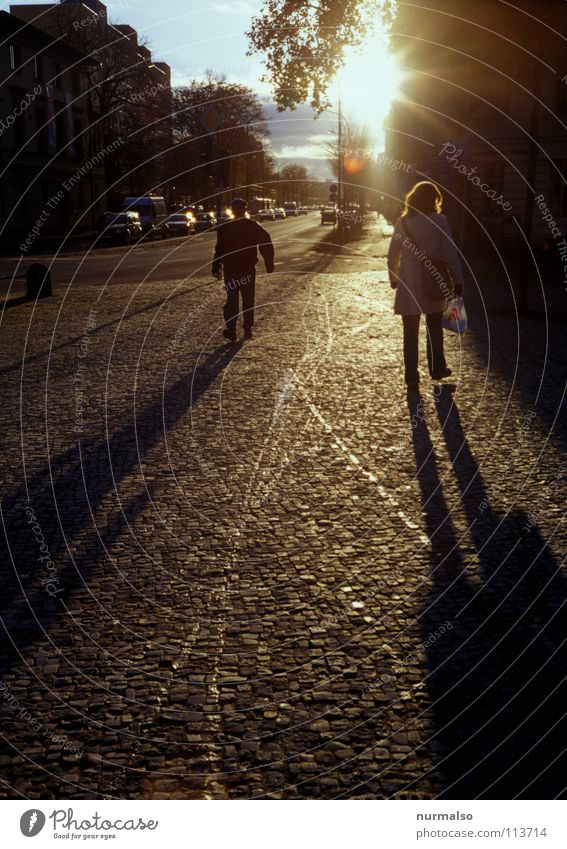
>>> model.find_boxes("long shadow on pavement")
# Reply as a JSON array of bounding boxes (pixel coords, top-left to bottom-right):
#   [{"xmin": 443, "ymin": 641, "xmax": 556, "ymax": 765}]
[
  {"xmin": 0, "ymin": 342, "xmax": 241, "ymax": 678},
  {"xmin": 407, "ymin": 386, "xmax": 567, "ymax": 798}
]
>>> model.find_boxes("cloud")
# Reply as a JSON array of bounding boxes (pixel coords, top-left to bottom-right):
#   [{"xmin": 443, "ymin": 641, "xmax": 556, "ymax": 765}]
[
  {"xmin": 212, "ymin": 1, "xmax": 255, "ymax": 15},
  {"xmin": 274, "ymin": 144, "xmax": 328, "ymax": 161}
]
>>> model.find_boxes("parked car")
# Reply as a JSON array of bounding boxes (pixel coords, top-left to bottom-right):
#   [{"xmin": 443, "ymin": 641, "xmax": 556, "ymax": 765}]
[
  {"xmin": 121, "ymin": 195, "xmax": 169, "ymax": 239},
  {"xmin": 298, "ymin": 206, "xmax": 309, "ymax": 215},
  {"xmin": 258, "ymin": 208, "xmax": 276, "ymax": 221},
  {"xmin": 275, "ymin": 207, "xmax": 287, "ymax": 219},
  {"xmin": 321, "ymin": 205, "xmax": 337, "ymax": 224},
  {"xmin": 93, "ymin": 211, "xmax": 143, "ymax": 245},
  {"xmin": 194, "ymin": 212, "xmax": 217, "ymax": 232},
  {"xmin": 165, "ymin": 212, "xmax": 195, "ymax": 236}
]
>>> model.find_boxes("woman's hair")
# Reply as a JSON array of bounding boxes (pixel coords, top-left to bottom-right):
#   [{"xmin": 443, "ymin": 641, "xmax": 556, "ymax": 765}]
[{"xmin": 402, "ymin": 181, "xmax": 443, "ymax": 216}]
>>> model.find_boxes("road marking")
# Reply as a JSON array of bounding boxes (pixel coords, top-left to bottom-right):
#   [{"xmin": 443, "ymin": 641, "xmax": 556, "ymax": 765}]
[
  {"xmin": 350, "ymin": 319, "xmax": 376, "ymax": 335},
  {"xmin": 294, "ymin": 378, "xmax": 430, "ymax": 547}
]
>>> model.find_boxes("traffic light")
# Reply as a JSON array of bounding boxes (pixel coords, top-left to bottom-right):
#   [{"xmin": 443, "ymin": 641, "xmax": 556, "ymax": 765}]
[{"xmin": 329, "ymin": 183, "xmax": 338, "ymax": 204}]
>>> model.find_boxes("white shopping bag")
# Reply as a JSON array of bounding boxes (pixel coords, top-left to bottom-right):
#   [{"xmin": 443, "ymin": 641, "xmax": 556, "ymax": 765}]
[{"xmin": 442, "ymin": 296, "xmax": 468, "ymax": 333}]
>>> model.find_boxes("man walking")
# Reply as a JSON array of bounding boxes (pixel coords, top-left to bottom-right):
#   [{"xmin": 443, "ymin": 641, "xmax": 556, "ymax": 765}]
[{"xmin": 212, "ymin": 198, "xmax": 275, "ymax": 341}]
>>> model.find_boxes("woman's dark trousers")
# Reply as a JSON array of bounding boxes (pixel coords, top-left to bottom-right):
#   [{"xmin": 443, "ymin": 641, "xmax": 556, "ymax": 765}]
[{"xmin": 402, "ymin": 312, "xmax": 446, "ymax": 384}]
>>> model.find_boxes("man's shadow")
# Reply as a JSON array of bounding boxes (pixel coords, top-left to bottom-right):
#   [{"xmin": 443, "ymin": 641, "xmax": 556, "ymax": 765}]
[
  {"xmin": 407, "ymin": 386, "xmax": 567, "ymax": 798},
  {"xmin": 0, "ymin": 342, "xmax": 241, "ymax": 677}
]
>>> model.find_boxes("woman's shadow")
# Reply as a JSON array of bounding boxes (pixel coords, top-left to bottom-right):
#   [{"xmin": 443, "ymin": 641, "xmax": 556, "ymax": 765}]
[{"xmin": 407, "ymin": 386, "xmax": 567, "ymax": 798}]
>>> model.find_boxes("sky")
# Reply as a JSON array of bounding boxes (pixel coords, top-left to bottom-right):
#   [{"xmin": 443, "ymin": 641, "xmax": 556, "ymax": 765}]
[{"xmin": 5, "ymin": 0, "xmax": 400, "ymax": 178}]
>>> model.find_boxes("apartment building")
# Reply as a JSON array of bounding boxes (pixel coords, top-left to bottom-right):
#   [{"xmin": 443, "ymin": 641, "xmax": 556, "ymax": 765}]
[
  {"xmin": 11, "ymin": 1, "xmax": 173, "ymax": 201},
  {"xmin": 0, "ymin": 9, "xmax": 105, "ymax": 246}
]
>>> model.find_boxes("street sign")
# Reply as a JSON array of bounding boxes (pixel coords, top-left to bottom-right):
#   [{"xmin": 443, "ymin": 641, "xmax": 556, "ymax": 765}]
[{"xmin": 200, "ymin": 104, "xmax": 222, "ymax": 134}]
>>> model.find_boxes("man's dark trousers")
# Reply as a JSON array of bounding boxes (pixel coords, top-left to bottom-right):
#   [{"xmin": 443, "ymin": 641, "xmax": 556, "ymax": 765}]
[{"xmin": 223, "ymin": 268, "xmax": 256, "ymax": 336}]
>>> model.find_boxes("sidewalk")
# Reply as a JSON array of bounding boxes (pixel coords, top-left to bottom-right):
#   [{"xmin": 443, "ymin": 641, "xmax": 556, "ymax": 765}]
[{"xmin": 0, "ymin": 247, "xmax": 565, "ymax": 798}]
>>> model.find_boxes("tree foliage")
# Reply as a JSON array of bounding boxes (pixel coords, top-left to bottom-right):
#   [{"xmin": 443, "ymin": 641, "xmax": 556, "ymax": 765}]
[
  {"xmin": 279, "ymin": 163, "xmax": 310, "ymax": 202},
  {"xmin": 247, "ymin": 0, "xmax": 396, "ymax": 112},
  {"xmin": 171, "ymin": 74, "xmax": 274, "ymax": 205},
  {"xmin": 318, "ymin": 122, "xmax": 373, "ymax": 178}
]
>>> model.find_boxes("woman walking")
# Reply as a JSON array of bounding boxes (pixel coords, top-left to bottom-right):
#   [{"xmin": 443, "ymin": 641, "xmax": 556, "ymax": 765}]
[{"xmin": 387, "ymin": 181, "xmax": 464, "ymax": 391}]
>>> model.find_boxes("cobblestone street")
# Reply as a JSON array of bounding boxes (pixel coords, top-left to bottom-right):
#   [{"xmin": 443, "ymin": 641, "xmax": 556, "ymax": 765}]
[{"xmin": 0, "ymin": 240, "xmax": 566, "ymax": 799}]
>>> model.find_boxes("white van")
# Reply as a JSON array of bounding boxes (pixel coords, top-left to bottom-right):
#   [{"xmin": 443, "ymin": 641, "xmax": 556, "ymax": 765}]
[{"xmin": 121, "ymin": 196, "xmax": 169, "ymax": 239}]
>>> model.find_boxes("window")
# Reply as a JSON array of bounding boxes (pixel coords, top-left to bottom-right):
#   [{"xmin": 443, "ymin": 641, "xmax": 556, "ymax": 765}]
[
  {"xmin": 550, "ymin": 160, "xmax": 567, "ymax": 216},
  {"xmin": 33, "ymin": 55, "xmax": 43, "ymax": 81},
  {"xmin": 9, "ymin": 44, "xmax": 21, "ymax": 73}
]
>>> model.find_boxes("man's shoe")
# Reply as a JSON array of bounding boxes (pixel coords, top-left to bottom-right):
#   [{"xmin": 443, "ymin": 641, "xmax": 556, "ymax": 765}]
[
  {"xmin": 243, "ymin": 330, "xmax": 253, "ymax": 340},
  {"xmin": 431, "ymin": 367, "xmax": 452, "ymax": 380},
  {"xmin": 223, "ymin": 329, "xmax": 237, "ymax": 342}
]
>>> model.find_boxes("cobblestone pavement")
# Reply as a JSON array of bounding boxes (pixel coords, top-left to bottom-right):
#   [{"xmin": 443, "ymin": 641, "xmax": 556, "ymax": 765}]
[{"xmin": 0, "ymin": 242, "xmax": 565, "ymax": 799}]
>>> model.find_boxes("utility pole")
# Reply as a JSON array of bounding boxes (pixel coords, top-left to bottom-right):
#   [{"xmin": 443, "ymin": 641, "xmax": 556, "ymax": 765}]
[{"xmin": 337, "ymin": 90, "xmax": 342, "ymax": 209}]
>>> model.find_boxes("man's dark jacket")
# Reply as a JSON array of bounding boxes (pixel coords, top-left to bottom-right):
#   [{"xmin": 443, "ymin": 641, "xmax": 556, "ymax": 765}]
[{"xmin": 212, "ymin": 217, "xmax": 275, "ymax": 275}]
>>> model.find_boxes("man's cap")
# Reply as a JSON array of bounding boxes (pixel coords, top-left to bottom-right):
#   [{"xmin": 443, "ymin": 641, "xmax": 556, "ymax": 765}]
[{"xmin": 230, "ymin": 197, "xmax": 248, "ymax": 209}]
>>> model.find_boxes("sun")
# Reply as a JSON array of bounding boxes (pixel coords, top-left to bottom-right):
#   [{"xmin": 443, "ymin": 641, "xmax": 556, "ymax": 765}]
[{"xmin": 337, "ymin": 29, "xmax": 402, "ymax": 148}]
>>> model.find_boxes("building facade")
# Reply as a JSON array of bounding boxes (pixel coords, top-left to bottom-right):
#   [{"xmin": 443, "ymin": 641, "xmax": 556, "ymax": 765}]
[
  {"xmin": 383, "ymin": 0, "xmax": 567, "ymax": 253},
  {"xmin": 11, "ymin": 0, "xmax": 173, "ymax": 205},
  {"xmin": 0, "ymin": 10, "xmax": 105, "ymax": 247}
]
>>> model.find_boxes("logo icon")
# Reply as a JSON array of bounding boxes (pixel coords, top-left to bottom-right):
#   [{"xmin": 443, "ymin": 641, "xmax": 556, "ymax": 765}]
[{"xmin": 20, "ymin": 810, "xmax": 46, "ymax": 837}]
